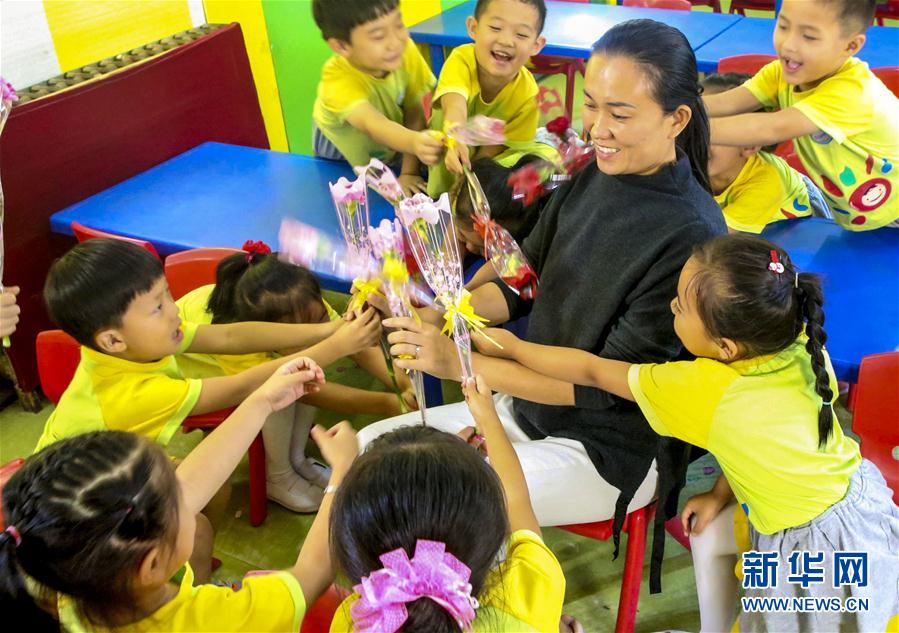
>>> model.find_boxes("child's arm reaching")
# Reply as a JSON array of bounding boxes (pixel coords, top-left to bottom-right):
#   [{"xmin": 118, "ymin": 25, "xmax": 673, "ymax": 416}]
[
  {"xmin": 398, "ymin": 101, "xmax": 431, "ymax": 196},
  {"xmin": 188, "ymin": 319, "xmax": 340, "ymax": 355},
  {"xmin": 440, "ymin": 92, "xmax": 470, "ymax": 175},
  {"xmin": 710, "ymin": 107, "xmax": 819, "ymax": 148},
  {"xmin": 191, "ymin": 309, "xmax": 382, "ymax": 414},
  {"xmin": 345, "ymin": 103, "xmax": 444, "ymax": 168},
  {"xmin": 290, "ymin": 421, "xmax": 358, "ymax": 606},
  {"xmin": 176, "ymin": 357, "xmax": 325, "ymax": 513},
  {"xmin": 703, "ymin": 86, "xmax": 763, "ymax": 118},
  {"xmin": 463, "ymin": 375, "xmax": 540, "ymax": 536},
  {"xmin": 475, "ymin": 327, "xmax": 635, "ymax": 402}
]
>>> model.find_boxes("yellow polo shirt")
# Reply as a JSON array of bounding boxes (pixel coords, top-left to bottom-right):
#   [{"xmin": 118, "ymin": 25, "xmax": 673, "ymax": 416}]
[
  {"xmin": 744, "ymin": 58, "xmax": 899, "ymax": 230},
  {"xmin": 428, "ymin": 44, "xmax": 557, "ymax": 196},
  {"xmin": 715, "ymin": 151, "xmax": 812, "ymax": 233},
  {"xmin": 58, "ymin": 564, "xmax": 306, "ymax": 632},
  {"xmin": 34, "ymin": 322, "xmax": 202, "ymax": 452},
  {"xmin": 330, "ymin": 529, "xmax": 565, "ymax": 632},
  {"xmin": 628, "ymin": 336, "xmax": 861, "ymax": 535},
  {"xmin": 313, "ymin": 38, "xmax": 436, "ymax": 167}
]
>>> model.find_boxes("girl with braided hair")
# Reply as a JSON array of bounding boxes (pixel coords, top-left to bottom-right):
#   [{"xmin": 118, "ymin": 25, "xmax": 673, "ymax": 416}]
[
  {"xmin": 0, "ymin": 357, "xmax": 362, "ymax": 632},
  {"xmin": 478, "ymin": 233, "xmax": 899, "ymax": 632}
]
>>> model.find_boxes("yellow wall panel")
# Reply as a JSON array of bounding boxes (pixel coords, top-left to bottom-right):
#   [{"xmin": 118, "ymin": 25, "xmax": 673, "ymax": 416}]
[
  {"xmin": 400, "ymin": 0, "xmax": 442, "ymax": 26},
  {"xmin": 202, "ymin": 0, "xmax": 287, "ymax": 151},
  {"xmin": 44, "ymin": 1, "xmax": 193, "ymax": 71}
]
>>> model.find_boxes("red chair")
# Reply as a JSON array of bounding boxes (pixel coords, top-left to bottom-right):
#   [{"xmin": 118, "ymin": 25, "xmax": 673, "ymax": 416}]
[
  {"xmin": 728, "ymin": 0, "xmax": 776, "ymax": 15},
  {"xmin": 875, "ymin": 0, "xmax": 899, "ymax": 25},
  {"xmin": 529, "ymin": 0, "xmax": 588, "ymax": 122},
  {"xmin": 873, "ymin": 67, "xmax": 899, "ymax": 99},
  {"xmin": 717, "ymin": 53, "xmax": 776, "ymax": 75},
  {"xmin": 558, "ymin": 503, "xmax": 655, "ymax": 633},
  {"xmin": 623, "ymin": 0, "xmax": 693, "ymax": 9},
  {"xmin": 300, "ymin": 584, "xmax": 352, "ymax": 633},
  {"xmin": 0, "ymin": 458, "xmax": 26, "ymax": 528},
  {"xmin": 34, "ymin": 330, "xmax": 269, "ymax": 526},
  {"xmin": 70, "ymin": 221, "xmax": 161, "ymax": 260},
  {"xmin": 851, "ymin": 352, "xmax": 899, "ymax": 505},
  {"xmin": 164, "ymin": 247, "xmax": 241, "ymax": 300}
]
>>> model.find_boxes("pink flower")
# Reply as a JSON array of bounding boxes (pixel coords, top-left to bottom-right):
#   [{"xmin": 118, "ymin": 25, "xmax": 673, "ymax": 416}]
[
  {"xmin": 397, "ymin": 193, "xmax": 450, "ymax": 226},
  {"xmin": 1, "ymin": 77, "xmax": 17, "ymax": 103},
  {"xmin": 447, "ymin": 115, "xmax": 505, "ymax": 146},
  {"xmin": 329, "ymin": 174, "xmax": 366, "ymax": 205},
  {"xmin": 368, "ymin": 219, "xmax": 404, "ymax": 258},
  {"xmin": 356, "ymin": 158, "xmax": 404, "ymax": 204}
]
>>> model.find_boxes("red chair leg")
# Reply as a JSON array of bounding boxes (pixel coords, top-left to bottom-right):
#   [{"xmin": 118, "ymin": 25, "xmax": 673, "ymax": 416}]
[
  {"xmin": 615, "ymin": 505, "xmax": 648, "ymax": 633},
  {"xmin": 248, "ymin": 433, "xmax": 267, "ymax": 527},
  {"xmin": 664, "ymin": 515, "xmax": 691, "ymax": 551},
  {"xmin": 564, "ymin": 65, "xmax": 576, "ymax": 122}
]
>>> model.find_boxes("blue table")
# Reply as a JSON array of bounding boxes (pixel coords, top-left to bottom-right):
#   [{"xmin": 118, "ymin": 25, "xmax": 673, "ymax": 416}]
[
  {"xmin": 50, "ymin": 142, "xmax": 397, "ymax": 291},
  {"xmin": 695, "ymin": 17, "xmax": 899, "ymax": 71},
  {"xmin": 409, "ymin": 0, "xmax": 742, "ymax": 73},
  {"xmin": 761, "ymin": 218, "xmax": 899, "ymax": 382}
]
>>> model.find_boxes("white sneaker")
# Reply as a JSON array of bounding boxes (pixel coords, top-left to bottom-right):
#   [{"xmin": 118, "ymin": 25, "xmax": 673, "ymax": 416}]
[
  {"xmin": 266, "ymin": 472, "xmax": 324, "ymax": 513},
  {"xmin": 296, "ymin": 457, "xmax": 332, "ymax": 488}
]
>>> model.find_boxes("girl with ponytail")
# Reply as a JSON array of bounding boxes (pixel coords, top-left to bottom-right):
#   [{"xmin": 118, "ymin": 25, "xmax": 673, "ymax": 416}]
[{"xmin": 477, "ymin": 233, "xmax": 899, "ymax": 633}]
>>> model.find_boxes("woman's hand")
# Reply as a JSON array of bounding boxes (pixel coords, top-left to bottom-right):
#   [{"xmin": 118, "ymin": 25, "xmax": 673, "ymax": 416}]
[
  {"xmin": 255, "ymin": 357, "xmax": 325, "ymax": 413},
  {"xmin": 384, "ymin": 316, "xmax": 461, "ymax": 380},
  {"xmin": 473, "ymin": 327, "xmax": 519, "ymax": 359}
]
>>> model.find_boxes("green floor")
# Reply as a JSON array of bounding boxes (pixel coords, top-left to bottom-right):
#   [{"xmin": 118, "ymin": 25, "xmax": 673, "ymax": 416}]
[{"xmin": 0, "ymin": 291, "xmax": 857, "ymax": 631}]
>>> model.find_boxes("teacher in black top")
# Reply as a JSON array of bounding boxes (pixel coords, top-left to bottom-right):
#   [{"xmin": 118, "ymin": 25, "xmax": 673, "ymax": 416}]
[{"xmin": 367, "ymin": 20, "xmax": 727, "ymax": 591}]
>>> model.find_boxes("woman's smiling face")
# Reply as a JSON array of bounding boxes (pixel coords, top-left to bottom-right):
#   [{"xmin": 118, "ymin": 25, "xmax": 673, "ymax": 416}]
[{"xmin": 581, "ymin": 54, "xmax": 690, "ymax": 177}]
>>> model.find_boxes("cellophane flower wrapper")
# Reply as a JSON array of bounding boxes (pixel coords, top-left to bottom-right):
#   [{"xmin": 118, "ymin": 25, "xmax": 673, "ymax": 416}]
[
  {"xmin": 446, "ymin": 115, "xmax": 506, "ymax": 147},
  {"xmin": 464, "ymin": 167, "xmax": 539, "ymax": 301},
  {"xmin": 0, "ymin": 77, "xmax": 18, "ymax": 347},
  {"xmin": 329, "ymin": 172, "xmax": 381, "ymax": 313},
  {"xmin": 398, "ymin": 193, "xmax": 490, "ymax": 382},
  {"xmin": 278, "ymin": 218, "xmax": 377, "ymax": 284},
  {"xmin": 369, "ymin": 218, "xmax": 429, "ymax": 423},
  {"xmin": 507, "ymin": 122, "xmax": 594, "ymax": 205}
]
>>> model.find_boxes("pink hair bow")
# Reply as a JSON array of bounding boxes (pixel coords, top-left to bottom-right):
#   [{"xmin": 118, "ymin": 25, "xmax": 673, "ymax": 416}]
[{"xmin": 350, "ymin": 540, "xmax": 479, "ymax": 633}]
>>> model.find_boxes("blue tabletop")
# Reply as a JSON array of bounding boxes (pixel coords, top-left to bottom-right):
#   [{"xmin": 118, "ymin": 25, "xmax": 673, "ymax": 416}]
[
  {"xmin": 50, "ymin": 142, "xmax": 397, "ymax": 289},
  {"xmin": 409, "ymin": 0, "xmax": 741, "ymax": 70},
  {"xmin": 761, "ymin": 218, "xmax": 899, "ymax": 382},
  {"xmin": 695, "ymin": 17, "xmax": 899, "ymax": 71}
]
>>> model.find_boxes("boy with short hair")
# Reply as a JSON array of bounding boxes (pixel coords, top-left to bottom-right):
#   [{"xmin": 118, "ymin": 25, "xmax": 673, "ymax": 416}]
[
  {"xmin": 38, "ymin": 239, "xmax": 380, "ymax": 516},
  {"xmin": 312, "ymin": 0, "xmax": 444, "ymax": 196},
  {"xmin": 428, "ymin": 0, "xmax": 559, "ymax": 196},
  {"xmin": 703, "ymin": 73, "xmax": 829, "ymax": 234},
  {"xmin": 704, "ymin": 0, "xmax": 899, "ymax": 230}
]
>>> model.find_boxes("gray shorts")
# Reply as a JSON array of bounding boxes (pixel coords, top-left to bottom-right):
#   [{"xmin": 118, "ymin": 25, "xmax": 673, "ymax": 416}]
[
  {"xmin": 311, "ymin": 123, "xmax": 347, "ymax": 163},
  {"xmin": 741, "ymin": 459, "xmax": 899, "ymax": 632}
]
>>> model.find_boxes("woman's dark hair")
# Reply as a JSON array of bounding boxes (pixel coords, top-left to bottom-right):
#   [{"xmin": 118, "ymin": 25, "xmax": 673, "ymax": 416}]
[
  {"xmin": 690, "ymin": 234, "xmax": 834, "ymax": 447},
  {"xmin": 592, "ymin": 19, "xmax": 711, "ymax": 193},
  {"xmin": 44, "ymin": 239, "xmax": 164, "ymax": 349},
  {"xmin": 0, "ymin": 432, "xmax": 180, "ymax": 627},
  {"xmin": 452, "ymin": 156, "xmax": 545, "ymax": 242},
  {"xmin": 206, "ymin": 252, "xmax": 324, "ymax": 324},
  {"xmin": 330, "ymin": 426, "xmax": 509, "ymax": 632}
]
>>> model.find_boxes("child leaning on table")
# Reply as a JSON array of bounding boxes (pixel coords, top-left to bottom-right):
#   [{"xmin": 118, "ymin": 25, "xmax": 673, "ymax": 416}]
[
  {"xmin": 427, "ymin": 0, "xmax": 560, "ymax": 196},
  {"xmin": 704, "ymin": 0, "xmax": 899, "ymax": 230},
  {"xmin": 0, "ymin": 358, "xmax": 363, "ymax": 632},
  {"xmin": 311, "ymin": 0, "xmax": 444, "ymax": 197},
  {"xmin": 702, "ymin": 72, "xmax": 831, "ymax": 234},
  {"xmin": 478, "ymin": 234, "xmax": 899, "ymax": 632},
  {"xmin": 176, "ymin": 244, "xmax": 417, "ymax": 486},
  {"xmin": 327, "ymin": 374, "xmax": 568, "ymax": 632},
  {"xmin": 36, "ymin": 239, "xmax": 381, "ymax": 521}
]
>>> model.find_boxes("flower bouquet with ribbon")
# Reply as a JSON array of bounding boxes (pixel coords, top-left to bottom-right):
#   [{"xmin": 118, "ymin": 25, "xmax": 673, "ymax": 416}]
[
  {"xmin": 507, "ymin": 116, "xmax": 594, "ymax": 206},
  {"xmin": 397, "ymin": 193, "xmax": 499, "ymax": 382},
  {"xmin": 369, "ymin": 218, "xmax": 428, "ymax": 424},
  {"xmin": 0, "ymin": 77, "xmax": 18, "ymax": 347},
  {"xmin": 328, "ymin": 174, "xmax": 414, "ymax": 414},
  {"xmin": 463, "ymin": 165, "xmax": 539, "ymax": 301}
]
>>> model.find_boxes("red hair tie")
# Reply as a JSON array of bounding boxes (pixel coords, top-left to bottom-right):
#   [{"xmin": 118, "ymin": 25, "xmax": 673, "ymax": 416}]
[
  {"xmin": 242, "ymin": 240, "xmax": 271, "ymax": 263},
  {"xmin": 768, "ymin": 250, "xmax": 785, "ymax": 275}
]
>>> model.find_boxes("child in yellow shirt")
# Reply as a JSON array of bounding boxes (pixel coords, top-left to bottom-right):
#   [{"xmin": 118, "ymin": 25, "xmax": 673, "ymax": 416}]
[
  {"xmin": 428, "ymin": 0, "xmax": 559, "ymax": 196},
  {"xmin": 705, "ymin": 0, "xmax": 899, "ymax": 230},
  {"xmin": 312, "ymin": 0, "xmax": 444, "ymax": 197},
  {"xmin": 703, "ymin": 73, "xmax": 829, "ymax": 233},
  {"xmin": 0, "ymin": 359, "xmax": 362, "ymax": 632},
  {"xmin": 38, "ymin": 239, "xmax": 380, "ymax": 520}
]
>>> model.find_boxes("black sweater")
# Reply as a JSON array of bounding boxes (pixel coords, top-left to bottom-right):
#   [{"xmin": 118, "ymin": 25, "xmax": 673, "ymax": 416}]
[{"xmin": 494, "ymin": 152, "xmax": 726, "ymax": 590}]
